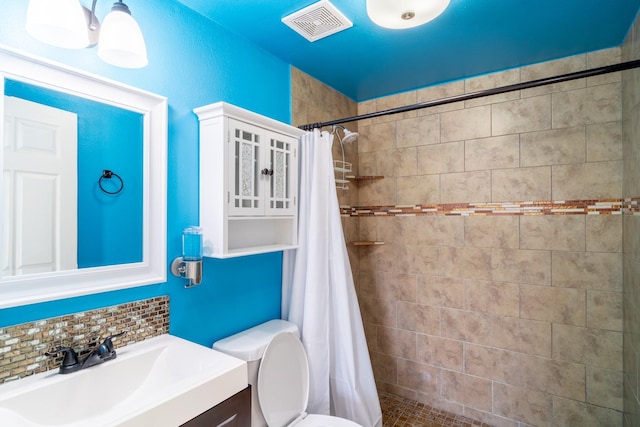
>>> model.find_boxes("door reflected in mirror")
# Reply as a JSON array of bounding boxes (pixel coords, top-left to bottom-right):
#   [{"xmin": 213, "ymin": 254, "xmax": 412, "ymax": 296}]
[{"xmin": 3, "ymin": 79, "xmax": 144, "ymax": 277}]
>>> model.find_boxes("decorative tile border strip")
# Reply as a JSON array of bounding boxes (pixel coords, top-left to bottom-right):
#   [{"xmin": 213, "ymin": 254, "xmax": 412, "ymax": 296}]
[
  {"xmin": 0, "ymin": 296, "xmax": 169, "ymax": 383},
  {"xmin": 340, "ymin": 198, "xmax": 640, "ymax": 217}
]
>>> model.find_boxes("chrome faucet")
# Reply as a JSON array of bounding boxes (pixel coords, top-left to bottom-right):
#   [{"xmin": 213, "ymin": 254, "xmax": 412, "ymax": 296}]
[{"xmin": 45, "ymin": 332, "xmax": 127, "ymax": 374}]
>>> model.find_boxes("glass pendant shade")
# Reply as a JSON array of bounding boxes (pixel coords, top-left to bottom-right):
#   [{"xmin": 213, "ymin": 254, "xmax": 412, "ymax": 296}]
[
  {"xmin": 97, "ymin": 4, "xmax": 148, "ymax": 69},
  {"xmin": 25, "ymin": 0, "xmax": 90, "ymax": 48},
  {"xmin": 366, "ymin": 0, "xmax": 450, "ymax": 29}
]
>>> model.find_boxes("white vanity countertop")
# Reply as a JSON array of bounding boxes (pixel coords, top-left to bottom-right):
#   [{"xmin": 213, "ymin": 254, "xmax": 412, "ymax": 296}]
[{"xmin": 0, "ymin": 334, "xmax": 248, "ymax": 427}]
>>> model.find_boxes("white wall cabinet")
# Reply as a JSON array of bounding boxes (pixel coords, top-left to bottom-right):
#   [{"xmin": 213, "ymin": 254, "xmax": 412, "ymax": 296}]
[{"xmin": 195, "ymin": 102, "xmax": 305, "ymax": 258}]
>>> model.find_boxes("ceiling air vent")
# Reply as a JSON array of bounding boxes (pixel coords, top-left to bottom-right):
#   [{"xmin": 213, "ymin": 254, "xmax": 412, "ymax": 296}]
[{"xmin": 282, "ymin": 0, "xmax": 353, "ymax": 42}]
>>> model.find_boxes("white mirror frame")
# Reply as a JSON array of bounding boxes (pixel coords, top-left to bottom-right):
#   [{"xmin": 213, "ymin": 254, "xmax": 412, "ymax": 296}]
[{"xmin": 0, "ymin": 45, "xmax": 167, "ymax": 308}]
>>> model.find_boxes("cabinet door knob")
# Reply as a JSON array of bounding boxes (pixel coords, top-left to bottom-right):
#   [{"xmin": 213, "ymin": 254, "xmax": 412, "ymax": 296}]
[{"xmin": 261, "ymin": 168, "xmax": 274, "ymax": 176}]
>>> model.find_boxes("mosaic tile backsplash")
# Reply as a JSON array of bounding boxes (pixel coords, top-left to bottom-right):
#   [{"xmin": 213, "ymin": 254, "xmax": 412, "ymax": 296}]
[{"xmin": 0, "ymin": 296, "xmax": 169, "ymax": 383}]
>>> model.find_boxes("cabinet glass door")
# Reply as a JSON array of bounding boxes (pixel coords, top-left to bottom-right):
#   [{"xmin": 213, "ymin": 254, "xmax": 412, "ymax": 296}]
[
  {"xmin": 228, "ymin": 119, "xmax": 262, "ymax": 216},
  {"xmin": 266, "ymin": 134, "xmax": 297, "ymax": 216}
]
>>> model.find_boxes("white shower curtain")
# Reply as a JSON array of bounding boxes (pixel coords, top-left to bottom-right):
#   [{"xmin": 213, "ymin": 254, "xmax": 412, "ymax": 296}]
[{"xmin": 282, "ymin": 129, "xmax": 382, "ymax": 427}]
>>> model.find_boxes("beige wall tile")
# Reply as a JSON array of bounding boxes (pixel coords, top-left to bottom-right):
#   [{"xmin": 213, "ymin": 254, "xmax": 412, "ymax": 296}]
[
  {"xmin": 379, "ymin": 216, "xmax": 416, "ymax": 245},
  {"xmin": 519, "ymin": 215, "xmax": 586, "ymax": 251},
  {"xmin": 417, "ymin": 141, "xmax": 465, "ymax": 174},
  {"xmin": 553, "ymin": 396, "xmax": 623, "ymax": 427},
  {"xmin": 397, "ymin": 114, "xmax": 440, "ymax": 148},
  {"xmin": 397, "ymin": 302, "xmax": 440, "ymax": 335},
  {"xmin": 587, "ymin": 290, "xmax": 623, "ymax": 331},
  {"xmin": 492, "ymin": 95, "xmax": 552, "ymax": 136},
  {"xmin": 441, "ymin": 370, "xmax": 492, "ymax": 412},
  {"xmin": 520, "ymin": 285, "xmax": 586, "ymax": 326},
  {"xmin": 491, "ymin": 166, "xmax": 551, "ymax": 202},
  {"xmin": 378, "ymin": 272, "xmax": 417, "ymax": 302},
  {"xmin": 441, "ymin": 106, "xmax": 492, "ymax": 142},
  {"xmin": 491, "ymin": 248, "xmax": 551, "ymax": 285},
  {"xmin": 521, "ymin": 54, "xmax": 587, "ymax": 96},
  {"xmin": 586, "ymin": 121, "xmax": 623, "ymax": 161},
  {"xmin": 464, "ymin": 280, "xmax": 520, "ymax": 317},
  {"xmin": 360, "ymin": 296, "xmax": 397, "ymax": 328},
  {"xmin": 587, "ymin": 47, "xmax": 621, "ymax": 68},
  {"xmin": 441, "ymin": 309, "xmax": 490, "ymax": 345},
  {"xmin": 465, "ymin": 135, "xmax": 520, "ymax": 171},
  {"xmin": 416, "ymin": 216, "xmax": 465, "ymax": 247},
  {"xmin": 552, "ymin": 251, "xmax": 622, "ymax": 291},
  {"xmin": 440, "ymin": 246, "xmax": 492, "ymax": 280},
  {"xmin": 441, "ymin": 171, "xmax": 492, "ymax": 203},
  {"xmin": 358, "ymin": 244, "xmax": 394, "ymax": 272},
  {"xmin": 397, "ymin": 175, "xmax": 439, "ymax": 205},
  {"xmin": 359, "ymin": 177, "xmax": 396, "ymax": 205},
  {"xmin": 587, "ymin": 47, "xmax": 622, "ymax": 86},
  {"xmin": 586, "ymin": 366, "xmax": 623, "ymax": 411},
  {"xmin": 417, "ymin": 334, "xmax": 464, "ymax": 371},
  {"xmin": 464, "ymin": 216, "xmax": 519, "ymax": 249},
  {"xmin": 359, "ymin": 121, "xmax": 396, "ymax": 153},
  {"xmin": 586, "ymin": 215, "xmax": 622, "ymax": 253},
  {"xmin": 464, "ymin": 69, "xmax": 521, "ymax": 108},
  {"xmin": 374, "ymin": 91, "xmax": 418, "ymax": 123},
  {"xmin": 396, "ymin": 245, "xmax": 439, "ymax": 276},
  {"xmin": 520, "ymin": 126, "xmax": 586, "ymax": 166},
  {"xmin": 518, "ymin": 356, "xmax": 586, "ymax": 400},
  {"xmin": 465, "ymin": 344, "xmax": 519, "ymax": 383},
  {"xmin": 377, "ymin": 326, "xmax": 417, "ymax": 359},
  {"xmin": 358, "ymin": 151, "xmax": 377, "ymax": 175},
  {"xmin": 552, "ymin": 82, "xmax": 622, "ymax": 127},
  {"xmin": 553, "ymin": 324, "xmax": 622, "ymax": 370},
  {"xmin": 416, "ymin": 80, "xmax": 466, "ymax": 115},
  {"xmin": 493, "ymin": 382, "xmax": 552, "ymax": 426},
  {"xmin": 397, "ymin": 358, "xmax": 441, "ymax": 394},
  {"xmin": 370, "ymin": 351, "xmax": 397, "ymax": 384},
  {"xmin": 417, "ymin": 276, "xmax": 465, "ymax": 309},
  {"xmin": 552, "ymin": 161, "xmax": 622, "ymax": 199},
  {"xmin": 520, "ymin": 55, "xmax": 587, "ymax": 82},
  {"xmin": 491, "ymin": 316, "xmax": 551, "ymax": 356},
  {"xmin": 358, "ymin": 217, "xmax": 377, "ymax": 241}
]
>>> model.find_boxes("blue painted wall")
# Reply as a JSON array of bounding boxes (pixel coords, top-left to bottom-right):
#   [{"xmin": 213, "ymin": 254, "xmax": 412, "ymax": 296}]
[
  {"xmin": 0, "ymin": 0, "xmax": 290, "ymax": 346},
  {"xmin": 5, "ymin": 79, "xmax": 144, "ymax": 269}
]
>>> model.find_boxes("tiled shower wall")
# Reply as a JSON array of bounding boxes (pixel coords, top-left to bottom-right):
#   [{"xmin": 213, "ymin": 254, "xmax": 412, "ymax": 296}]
[
  {"xmin": 354, "ymin": 48, "xmax": 624, "ymax": 427},
  {"xmin": 622, "ymin": 11, "xmax": 640, "ymax": 427},
  {"xmin": 293, "ymin": 45, "xmax": 627, "ymax": 426}
]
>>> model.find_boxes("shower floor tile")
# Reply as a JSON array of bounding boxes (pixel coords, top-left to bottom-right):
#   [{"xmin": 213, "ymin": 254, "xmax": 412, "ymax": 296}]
[{"xmin": 379, "ymin": 391, "xmax": 491, "ymax": 427}]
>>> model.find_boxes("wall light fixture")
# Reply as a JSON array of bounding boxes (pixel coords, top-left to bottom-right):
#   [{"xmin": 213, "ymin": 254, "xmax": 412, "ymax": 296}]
[
  {"xmin": 366, "ymin": 0, "xmax": 450, "ymax": 29},
  {"xmin": 25, "ymin": 0, "xmax": 148, "ymax": 68},
  {"xmin": 171, "ymin": 227, "xmax": 203, "ymax": 288}
]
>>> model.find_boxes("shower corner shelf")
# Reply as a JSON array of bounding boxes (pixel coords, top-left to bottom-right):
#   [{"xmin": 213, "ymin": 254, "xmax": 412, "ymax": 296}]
[
  {"xmin": 344, "ymin": 175, "xmax": 384, "ymax": 180},
  {"xmin": 349, "ymin": 241, "xmax": 385, "ymax": 246}
]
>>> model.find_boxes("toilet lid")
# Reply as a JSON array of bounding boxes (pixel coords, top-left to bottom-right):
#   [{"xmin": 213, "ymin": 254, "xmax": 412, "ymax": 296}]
[{"xmin": 257, "ymin": 331, "xmax": 309, "ymax": 427}]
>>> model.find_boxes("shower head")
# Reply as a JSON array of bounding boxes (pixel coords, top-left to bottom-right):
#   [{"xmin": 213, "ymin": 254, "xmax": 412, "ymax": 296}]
[
  {"xmin": 340, "ymin": 129, "xmax": 358, "ymax": 144},
  {"xmin": 332, "ymin": 125, "xmax": 358, "ymax": 144}
]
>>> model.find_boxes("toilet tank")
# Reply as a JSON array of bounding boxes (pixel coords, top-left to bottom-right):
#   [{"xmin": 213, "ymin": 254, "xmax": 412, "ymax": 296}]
[
  {"xmin": 213, "ymin": 319, "xmax": 299, "ymax": 362},
  {"xmin": 213, "ymin": 319, "xmax": 300, "ymax": 427}
]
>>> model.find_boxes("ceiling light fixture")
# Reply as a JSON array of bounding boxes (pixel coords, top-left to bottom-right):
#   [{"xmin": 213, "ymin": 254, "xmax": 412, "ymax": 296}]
[
  {"xmin": 366, "ymin": 0, "xmax": 450, "ymax": 29},
  {"xmin": 25, "ymin": 0, "xmax": 148, "ymax": 68}
]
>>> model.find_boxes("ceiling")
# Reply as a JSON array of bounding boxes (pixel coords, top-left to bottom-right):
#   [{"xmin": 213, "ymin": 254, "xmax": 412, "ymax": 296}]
[{"xmin": 175, "ymin": 0, "xmax": 640, "ymax": 102}]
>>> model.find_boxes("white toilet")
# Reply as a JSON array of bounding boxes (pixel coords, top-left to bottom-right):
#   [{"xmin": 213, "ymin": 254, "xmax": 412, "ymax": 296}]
[{"xmin": 213, "ymin": 319, "xmax": 362, "ymax": 427}]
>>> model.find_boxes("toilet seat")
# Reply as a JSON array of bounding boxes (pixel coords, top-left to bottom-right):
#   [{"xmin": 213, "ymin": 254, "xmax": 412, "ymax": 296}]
[{"xmin": 257, "ymin": 332, "xmax": 361, "ymax": 427}]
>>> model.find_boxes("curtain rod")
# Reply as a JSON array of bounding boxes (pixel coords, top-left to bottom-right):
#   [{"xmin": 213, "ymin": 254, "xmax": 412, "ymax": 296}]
[{"xmin": 299, "ymin": 59, "xmax": 640, "ymax": 131}]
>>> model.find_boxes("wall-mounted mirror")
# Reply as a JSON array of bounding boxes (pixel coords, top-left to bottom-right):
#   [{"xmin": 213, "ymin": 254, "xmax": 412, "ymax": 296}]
[{"xmin": 0, "ymin": 45, "xmax": 167, "ymax": 308}]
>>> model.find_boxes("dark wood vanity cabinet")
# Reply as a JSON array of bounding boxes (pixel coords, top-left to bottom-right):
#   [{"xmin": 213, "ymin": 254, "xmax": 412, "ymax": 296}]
[{"xmin": 181, "ymin": 386, "xmax": 251, "ymax": 427}]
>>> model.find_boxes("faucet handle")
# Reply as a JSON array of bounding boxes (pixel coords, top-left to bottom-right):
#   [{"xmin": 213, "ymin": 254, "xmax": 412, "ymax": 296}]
[
  {"xmin": 45, "ymin": 347, "xmax": 79, "ymax": 368},
  {"xmin": 98, "ymin": 331, "xmax": 127, "ymax": 355}
]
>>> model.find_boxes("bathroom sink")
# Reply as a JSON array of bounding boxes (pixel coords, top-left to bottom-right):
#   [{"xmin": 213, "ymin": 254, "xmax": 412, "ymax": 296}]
[{"xmin": 0, "ymin": 334, "xmax": 248, "ymax": 426}]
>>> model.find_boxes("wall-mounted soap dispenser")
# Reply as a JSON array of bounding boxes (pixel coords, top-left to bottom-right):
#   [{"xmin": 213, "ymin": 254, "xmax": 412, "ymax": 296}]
[{"xmin": 171, "ymin": 226, "xmax": 203, "ymax": 288}]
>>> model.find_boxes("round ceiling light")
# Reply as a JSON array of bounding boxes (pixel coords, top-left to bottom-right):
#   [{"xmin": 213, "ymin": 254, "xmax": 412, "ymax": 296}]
[{"xmin": 366, "ymin": 0, "xmax": 451, "ymax": 29}]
